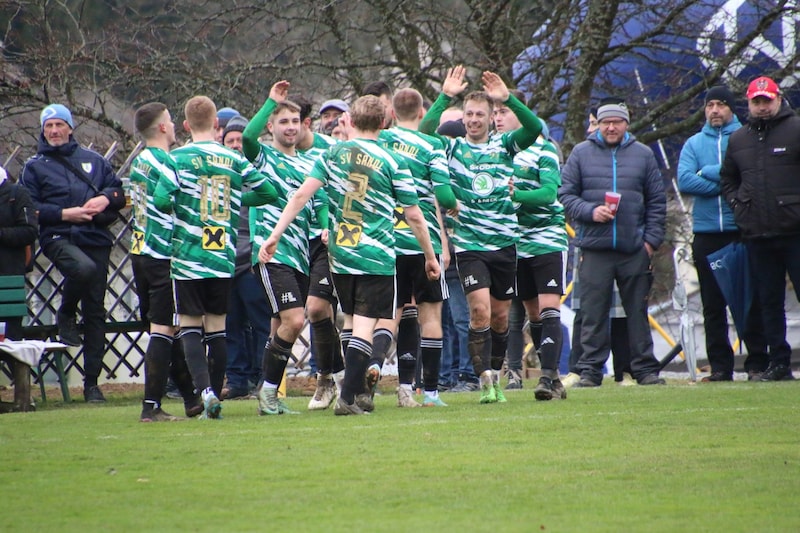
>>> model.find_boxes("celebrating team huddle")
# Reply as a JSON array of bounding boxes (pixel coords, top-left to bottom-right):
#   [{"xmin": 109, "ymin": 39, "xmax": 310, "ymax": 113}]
[{"xmin": 129, "ymin": 66, "xmax": 577, "ymax": 421}]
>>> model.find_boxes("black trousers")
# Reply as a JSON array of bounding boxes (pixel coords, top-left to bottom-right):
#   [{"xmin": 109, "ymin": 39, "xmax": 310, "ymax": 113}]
[
  {"xmin": 692, "ymin": 232, "xmax": 768, "ymax": 374},
  {"xmin": 44, "ymin": 240, "xmax": 111, "ymax": 380}
]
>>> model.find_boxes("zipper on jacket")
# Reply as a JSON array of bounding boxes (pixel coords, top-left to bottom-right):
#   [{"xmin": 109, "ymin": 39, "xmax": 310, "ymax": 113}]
[
  {"xmin": 611, "ymin": 147, "xmax": 617, "ymax": 249},
  {"xmin": 716, "ymin": 129, "xmax": 724, "ymax": 231}
]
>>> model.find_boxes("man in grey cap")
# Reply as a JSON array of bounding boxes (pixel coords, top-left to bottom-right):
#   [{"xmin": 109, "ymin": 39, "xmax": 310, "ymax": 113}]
[
  {"xmin": 317, "ymin": 99, "xmax": 349, "ymax": 135},
  {"xmin": 559, "ymin": 98, "xmax": 667, "ymax": 387}
]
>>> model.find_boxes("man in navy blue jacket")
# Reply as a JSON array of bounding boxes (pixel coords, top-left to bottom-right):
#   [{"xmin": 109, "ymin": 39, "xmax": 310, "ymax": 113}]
[
  {"xmin": 21, "ymin": 104, "xmax": 125, "ymax": 403},
  {"xmin": 678, "ymin": 86, "xmax": 768, "ymax": 382},
  {"xmin": 559, "ymin": 100, "xmax": 667, "ymax": 387}
]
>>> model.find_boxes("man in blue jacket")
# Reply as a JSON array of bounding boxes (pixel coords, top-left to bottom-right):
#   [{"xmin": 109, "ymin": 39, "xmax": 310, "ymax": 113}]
[
  {"xmin": 677, "ymin": 86, "xmax": 768, "ymax": 382},
  {"xmin": 21, "ymin": 104, "xmax": 125, "ymax": 403},
  {"xmin": 559, "ymin": 100, "xmax": 667, "ymax": 386}
]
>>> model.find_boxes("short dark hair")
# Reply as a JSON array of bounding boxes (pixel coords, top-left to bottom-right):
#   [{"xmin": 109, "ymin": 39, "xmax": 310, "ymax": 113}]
[
  {"xmin": 269, "ymin": 101, "xmax": 302, "ymax": 122},
  {"xmin": 293, "ymin": 95, "xmax": 313, "ymax": 121},
  {"xmin": 362, "ymin": 81, "xmax": 393, "ymax": 99},
  {"xmin": 134, "ymin": 102, "xmax": 168, "ymax": 138}
]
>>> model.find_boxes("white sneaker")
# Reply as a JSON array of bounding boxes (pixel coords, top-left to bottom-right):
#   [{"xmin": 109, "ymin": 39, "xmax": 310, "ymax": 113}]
[
  {"xmin": 308, "ymin": 374, "xmax": 337, "ymax": 410},
  {"xmin": 561, "ymin": 372, "xmax": 581, "ymax": 388},
  {"xmin": 396, "ymin": 386, "xmax": 421, "ymax": 408},
  {"xmin": 617, "ymin": 372, "xmax": 636, "ymax": 387}
]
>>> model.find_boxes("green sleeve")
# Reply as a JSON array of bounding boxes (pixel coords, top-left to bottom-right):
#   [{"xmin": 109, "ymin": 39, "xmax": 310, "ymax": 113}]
[
  {"xmin": 314, "ymin": 188, "xmax": 329, "ymax": 231},
  {"xmin": 433, "ymin": 184, "xmax": 457, "ymax": 210},
  {"xmin": 242, "ymin": 181, "xmax": 278, "ymax": 206},
  {"xmin": 419, "ymin": 93, "xmax": 452, "ymax": 137},
  {"xmin": 243, "ymin": 98, "xmax": 277, "ymax": 163},
  {"xmin": 505, "ymin": 95, "xmax": 543, "ymax": 153},
  {"xmin": 512, "ymin": 182, "xmax": 558, "ymax": 207},
  {"xmin": 153, "ymin": 178, "xmax": 175, "ymax": 213}
]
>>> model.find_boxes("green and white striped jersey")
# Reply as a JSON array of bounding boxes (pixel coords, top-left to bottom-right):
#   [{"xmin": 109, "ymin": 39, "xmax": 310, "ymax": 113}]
[
  {"xmin": 513, "ymin": 138, "xmax": 568, "ymax": 257},
  {"xmin": 163, "ymin": 141, "xmax": 267, "ymax": 280},
  {"xmin": 379, "ymin": 126, "xmax": 449, "ymax": 255},
  {"xmin": 298, "ymin": 133, "xmax": 337, "ymax": 239},
  {"xmin": 444, "ymin": 133, "xmax": 520, "ymax": 252},
  {"xmin": 249, "ymin": 143, "xmax": 313, "ymax": 274},
  {"xmin": 309, "ymin": 138, "xmax": 418, "ymax": 276},
  {"xmin": 128, "ymin": 147, "xmax": 175, "ymax": 260}
]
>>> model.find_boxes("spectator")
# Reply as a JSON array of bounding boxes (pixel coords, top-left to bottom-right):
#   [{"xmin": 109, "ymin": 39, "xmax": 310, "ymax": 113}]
[
  {"xmin": 678, "ymin": 85, "xmax": 769, "ymax": 382},
  {"xmin": 563, "ymin": 101, "xmax": 633, "ymax": 387},
  {"xmin": 21, "ymin": 104, "xmax": 126, "ymax": 403},
  {"xmin": 559, "ymin": 99, "xmax": 667, "ymax": 386},
  {"xmin": 221, "ymin": 115, "xmax": 273, "ymax": 400},
  {"xmin": 317, "ymin": 99, "xmax": 349, "ymax": 135},
  {"xmin": 0, "ymin": 165, "xmax": 38, "ymax": 342},
  {"xmin": 215, "ymin": 107, "xmax": 240, "ymax": 142},
  {"xmin": 720, "ymin": 76, "xmax": 800, "ymax": 382}
]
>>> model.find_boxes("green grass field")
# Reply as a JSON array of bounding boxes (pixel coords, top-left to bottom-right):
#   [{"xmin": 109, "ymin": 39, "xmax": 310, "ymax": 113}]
[{"xmin": 1, "ymin": 380, "xmax": 798, "ymax": 532}]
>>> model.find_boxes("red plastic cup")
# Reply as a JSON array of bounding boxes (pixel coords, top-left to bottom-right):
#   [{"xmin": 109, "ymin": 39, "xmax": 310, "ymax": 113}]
[{"xmin": 605, "ymin": 191, "xmax": 621, "ymax": 213}]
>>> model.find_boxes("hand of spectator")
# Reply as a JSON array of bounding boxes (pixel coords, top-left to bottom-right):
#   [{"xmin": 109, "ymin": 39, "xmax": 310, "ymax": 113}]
[
  {"xmin": 258, "ymin": 236, "xmax": 278, "ymax": 263},
  {"xmin": 82, "ymin": 195, "xmax": 110, "ymax": 215},
  {"xmin": 482, "ymin": 71, "xmax": 509, "ymax": 102},
  {"xmin": 644, "ymin": 242, "xmax": 654, "ymax": 258},
  {"xmin": 592, "ymin": 204, "xmax": 615, "ymax": 223},
  {"xmin": 425, "ymin": 256, "xmax": 441, "ymax": 281},
  {"xmin": 443, "ymin": 65, "xmax": 468, "ymax": 98},
  {"xmin": 269, "ymin": 80, "xmax": 290, "ymax": 103},
  {"xmin": 61, "ymin": 206, "xmax": 94, "ymax": 223}
]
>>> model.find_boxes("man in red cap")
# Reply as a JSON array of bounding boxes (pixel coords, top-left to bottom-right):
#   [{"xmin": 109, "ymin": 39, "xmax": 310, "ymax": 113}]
[{"xmin": 720, "ymin": 76, "xmax": 800, "ymax": 382}]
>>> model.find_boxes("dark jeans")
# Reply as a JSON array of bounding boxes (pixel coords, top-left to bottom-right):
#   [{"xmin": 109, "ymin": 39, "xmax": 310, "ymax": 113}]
[
  {"xmin": 225, "ymin": 270, "xmax": 272, "ymax": 391},
  {"xmin": 441, "ymin": 264, "xmax": 474, "ymax": 384},
  {"xmin": 746, "ymin": 235, "xmax": 800, "ymax": 367},
  {"xmin": 44, "ymin": 240, "xmax": 111, "ymax": 380},
  {"xmin": 693, "ymin": 232, "xmax": 768, "ymax": 374},
  {"xmin": 576, "ymin": 248, "xmax": 660, "ymax": 383}
]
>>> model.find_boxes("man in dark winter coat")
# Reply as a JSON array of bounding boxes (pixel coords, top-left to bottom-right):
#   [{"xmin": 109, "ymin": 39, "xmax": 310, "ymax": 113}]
[
  {"xmin": 559, "ymin": 100, "xmax": 667, "ymax": 387},
  {"xmin": 20, "ymin": 104, "xmax": 126, "ymax": 402},
  {"xmin": 720, "ymin": 76, "xmax": 800, "ymax": 382}
]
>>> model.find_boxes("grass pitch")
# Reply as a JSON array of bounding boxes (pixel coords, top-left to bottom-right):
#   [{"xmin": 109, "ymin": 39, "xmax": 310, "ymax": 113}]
[{"xmin": 1, "ymin": 380, "xmax": 798, "ymax": 532}]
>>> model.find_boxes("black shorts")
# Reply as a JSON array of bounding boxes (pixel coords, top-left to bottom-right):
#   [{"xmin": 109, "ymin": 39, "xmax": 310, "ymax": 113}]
[
  {"xmin": 332, "ymin": 273, "xmax": 396, "ymax": 319},
  {"xmin": 455, "ymin": 245, "xmax": 517, "ymax": 300},
  {"xmin": 174, "ymin": 277, "xmax": 232, "ymax": 316},
  {"xmin": 131, "ymin": 255, "xmax": 177, "ymax": 327},
  {"xmin": 396, "ymin": 254, "xmax": 447, "ymax": 306},
  {"xmin": 307, "ymin": 237, "xmax": 337, "ymax": 302},
  {"xmin": 516, "ymin": 251, "xmax": 566, "ymax": 300},
  {"xmin": 256, "ymin": 262, "xmax": 309, "ymax": 316}
]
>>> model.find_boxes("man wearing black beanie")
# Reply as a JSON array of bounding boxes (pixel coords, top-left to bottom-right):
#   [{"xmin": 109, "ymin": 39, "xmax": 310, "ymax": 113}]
[{"xmin": 678, "ymin": 86, "xmax": 769, "ymax": 382}]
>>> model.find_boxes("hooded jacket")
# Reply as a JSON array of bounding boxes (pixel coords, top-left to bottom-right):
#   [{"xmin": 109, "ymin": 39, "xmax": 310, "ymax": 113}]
[
  {"xmin": 720, "ymin": 104, "xmax": 800, "ymax": 239},
  {"xmin": 0, "ymin": 180, "xmax": 38, "ymax": 276},
  {"xmin": 677, "ymin": 116, "xmax": 741, "ymax": 233},
  {"xmin": 559, "ymin": 131, "xmax": 666, "ymax": 254},
  {"xmin": 20, "ymin": 135, "xmax": 125, "ymax": 248}
]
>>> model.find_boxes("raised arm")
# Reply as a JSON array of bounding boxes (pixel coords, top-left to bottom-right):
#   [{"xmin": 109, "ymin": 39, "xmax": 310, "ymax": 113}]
[
  {"xmin": 242, "ymin": 80, "xmax": 290, "ymax": 162},
  {"xmin": 419, "ymin": 65, "xmax": 469, "ymax": 136}
]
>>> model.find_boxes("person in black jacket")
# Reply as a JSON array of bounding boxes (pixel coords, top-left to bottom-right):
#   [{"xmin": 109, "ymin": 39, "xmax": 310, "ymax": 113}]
[
  {"xmin": 20, "ymin": 104, "xmax": 126, "ymax": 402},
  {"xmin": 0, "ymin": 166, "xmax": 38, "ymax": 340},
  {"xmin": 720, "ymin": 76, "xmax": 800, "ymax": 382}
]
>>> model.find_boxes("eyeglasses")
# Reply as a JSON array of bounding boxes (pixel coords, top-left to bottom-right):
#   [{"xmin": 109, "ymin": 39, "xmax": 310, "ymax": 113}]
[{"xmin": 599, "ymin": 119, "xmax": 626, "ymax": 127}]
